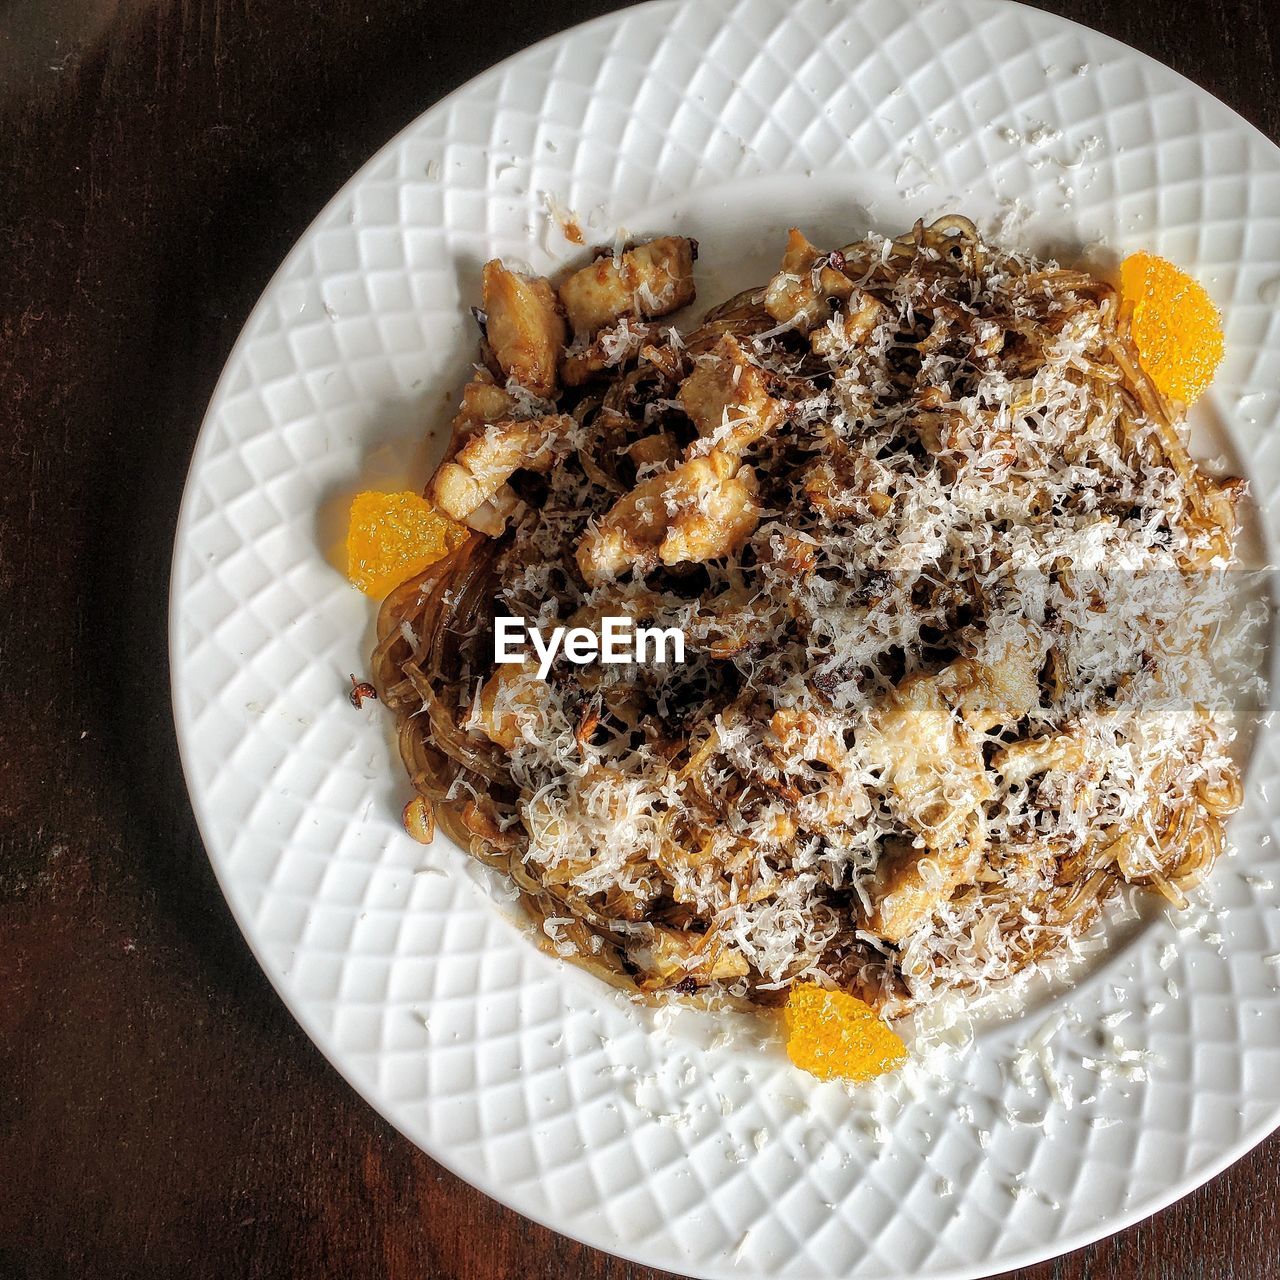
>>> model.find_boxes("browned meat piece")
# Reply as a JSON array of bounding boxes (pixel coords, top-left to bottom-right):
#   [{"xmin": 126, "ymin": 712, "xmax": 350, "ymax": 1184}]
[
  {"xmin": 810, "ymin": 290, "xmax": 888, "ymax": 358},
  {"xmin": 941, "ymin": 625, "xmax": 1042, "ymax": 732},
  {"xmin": 803, "ymin": 442, "xmax": 893, "ymax": 520},
  {"xmin": 860, "ymin": 671, "xmax": 992, "ymax": 942},
  {"xmin": 762, "ymin": 228, "xmax": 853, "ymax": 333},
  {"xmin": 677, "ymin": 335, "xmax": 785, "ymax": 452},
  {"xmin": 576, "ymin": 451, "xmax": 758, "ymax": 584},
  {"xmin": 444, "ymin": 372, "xmax": 518, "ymax": 458},
  {"xmin": 473, "ymin": 658, "xmax": 547, "ymax": 750},
  {"xmin": 481, "ymin": 260, "xmax": 566, "ymax": 398},
  {"xmin": 864, "ymin": 833, "xmax": 985, "ymax": 945},
  {"xmin": 560, "ymin": 318, "xmax": 654, "ymax": 386},
  {"xmin": 558, "ymin": 236, "xmax": 696, "ymax": 338},
  {"xmin": 431, "ymin": 415, "xmax": 573, "ymax": 530}
]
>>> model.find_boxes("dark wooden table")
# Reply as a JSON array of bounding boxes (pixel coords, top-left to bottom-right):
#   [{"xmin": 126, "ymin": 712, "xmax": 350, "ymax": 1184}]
[{"xmin": 3, "ymin": 1, "xmax": 1279, "ymax": 1276}]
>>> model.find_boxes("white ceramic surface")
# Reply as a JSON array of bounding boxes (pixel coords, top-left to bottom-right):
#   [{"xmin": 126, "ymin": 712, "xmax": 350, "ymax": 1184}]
[{"xmin": 169, "ymin": 2, "xmax": 1280, "ymax": 1276}]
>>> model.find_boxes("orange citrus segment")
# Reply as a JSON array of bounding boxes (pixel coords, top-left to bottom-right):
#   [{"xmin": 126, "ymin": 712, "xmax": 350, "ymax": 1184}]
[
  {"xmin": 785, "ymin": 983, "xmax": 907, "ymax": 1083},
  {"xmin": 1120, "ymin": 251, "xmax": 1223, "ymax": 405},
  {"xmin": 346, "ymin": 490, "xmax": 465, "ymax": 598}
]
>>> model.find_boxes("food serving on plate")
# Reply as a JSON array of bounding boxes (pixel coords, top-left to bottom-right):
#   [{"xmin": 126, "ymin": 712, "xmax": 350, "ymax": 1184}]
[{"xmin": 347, "ymin": 216, "xmax": 1242, "ymax": 1081}]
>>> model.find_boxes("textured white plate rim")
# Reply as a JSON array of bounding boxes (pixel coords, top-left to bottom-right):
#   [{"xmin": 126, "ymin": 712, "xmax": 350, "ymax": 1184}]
[{"xmin": 166, "ymin": 2, "xmax": 1280, "ymax": 1277}]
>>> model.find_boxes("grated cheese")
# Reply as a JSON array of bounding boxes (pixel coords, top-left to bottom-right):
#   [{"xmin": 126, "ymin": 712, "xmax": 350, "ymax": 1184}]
[{"xmin": 427, "ymin": 221, "xmax": 1254, "ymax": 1057}]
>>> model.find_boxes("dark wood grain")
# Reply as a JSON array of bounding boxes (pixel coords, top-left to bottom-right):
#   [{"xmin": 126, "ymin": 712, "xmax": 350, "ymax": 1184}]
[{"xmin": 1, "ymin": 1, "xmax": 1277, "ymax": 1277}]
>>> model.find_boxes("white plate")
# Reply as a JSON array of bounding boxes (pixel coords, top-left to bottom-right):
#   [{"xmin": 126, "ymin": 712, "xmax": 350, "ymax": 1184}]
[{"xmin": 169, "ymin": 2, "xmax": 1280, "ymax": 1276}]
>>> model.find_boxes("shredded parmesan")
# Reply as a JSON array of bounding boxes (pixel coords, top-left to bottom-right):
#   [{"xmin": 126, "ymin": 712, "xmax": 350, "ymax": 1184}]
[{"xmin": 390, "ymin": 219, "xmax": 1255, "ymax": 1056}]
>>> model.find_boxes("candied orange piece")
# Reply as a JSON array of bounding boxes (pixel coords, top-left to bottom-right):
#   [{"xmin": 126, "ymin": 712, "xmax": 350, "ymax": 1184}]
[
  {"xmin": 784, "ymin": 983, "xmax": 907, "ymax": 1083},
  {"xmin": 346, "ymin": 490, "xmax": 465, "ymax": 598},
  {"xmin": 1120, "ymin": 251, "xmax": 1223, "ymax": 405}
]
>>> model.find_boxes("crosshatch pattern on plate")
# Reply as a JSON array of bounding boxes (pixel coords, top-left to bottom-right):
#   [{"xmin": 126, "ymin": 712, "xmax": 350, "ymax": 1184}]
[{"xmin": 171, "ymin": 1, "xmax": 1280, "ymax": 1276}]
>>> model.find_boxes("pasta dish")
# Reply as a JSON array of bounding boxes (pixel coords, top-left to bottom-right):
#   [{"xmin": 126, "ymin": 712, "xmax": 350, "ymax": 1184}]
[{"xmin": 365, "ymin": 217, "xmax": 1244, "ymax": 1030}]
